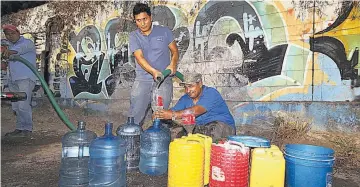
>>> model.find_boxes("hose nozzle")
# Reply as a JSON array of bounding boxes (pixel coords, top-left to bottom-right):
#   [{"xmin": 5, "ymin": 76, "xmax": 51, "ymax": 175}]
[
  {"xmin": 156, "ymin": 69, "xmax": 184, "ymax": 88},
  {"xmin": 156, "ymin": 73, "xmax": 165, "ymax": 84}
]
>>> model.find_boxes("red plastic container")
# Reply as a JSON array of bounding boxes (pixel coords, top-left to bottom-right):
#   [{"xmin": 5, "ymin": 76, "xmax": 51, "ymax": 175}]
[
  {"xmin": 210, "ymin": 141, "xmax": 250, "ymax": 187},
  {"xmin": 157, "ymin": 96, "xmax": 163, "ymax": 107}
]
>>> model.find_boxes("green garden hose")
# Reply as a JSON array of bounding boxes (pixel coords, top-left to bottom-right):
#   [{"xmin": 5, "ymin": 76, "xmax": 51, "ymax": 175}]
[
  {"xmin": 156, "ymin": 69, "xmax": 184, "ymax": 88},
  {"xmin": 9, "ymin": 56, "xmax": 185, "ymax": 131},
  {"xmin": 9, "ymin": 55, "xmax": 76, "ymax": 131}
]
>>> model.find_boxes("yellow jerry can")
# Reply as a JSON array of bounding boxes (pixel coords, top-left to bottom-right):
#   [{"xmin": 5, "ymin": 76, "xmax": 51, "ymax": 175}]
[
  {"xmin": 250, "ymin": 145, "xmax": 285, "ymax": 187},
  {"xmin": 183, "ymin": 133, "xmax": 212, "ymax": 185},
  {"xmin": 168, "ymin": 138, "xmax": 204, "ymax": 187}
]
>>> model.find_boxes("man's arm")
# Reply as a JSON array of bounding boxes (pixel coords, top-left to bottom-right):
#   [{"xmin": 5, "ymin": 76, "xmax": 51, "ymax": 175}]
[
  {"xmin": 133, "ymin": 49, "xmax": 161, "ymax": 79},
  {"xmin": 173, "ymin": 105, "xmax": 206, "ymax": 119},
  {"xmin": 154, "ymin": 105, "xmax": 207, "ymax": 121},
  {"xmin": 166, "ymin": 41, "xmax": 179, "ymax": 75},
  {"xmin": 2, "ymin": 48, "xmax": 17, "ymax": 59}
]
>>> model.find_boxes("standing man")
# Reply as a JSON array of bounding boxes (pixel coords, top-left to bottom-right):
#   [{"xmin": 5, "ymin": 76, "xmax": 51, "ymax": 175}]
[
  {"xmin": 2, "ymin": 24, "xmax": 37, "ymax": 137},
  {"xmin": 129, "ymin": 3, "xmax": 179, "ymax": 126}
]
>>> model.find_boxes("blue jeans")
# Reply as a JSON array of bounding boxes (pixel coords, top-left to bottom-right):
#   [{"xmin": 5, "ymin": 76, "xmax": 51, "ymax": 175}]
[
  {"xmin": 8, "ymin": 78, "xmax": 35, "ymax": 131},
  {"xmin": 129, "ymin": 78, "xmax": 173, "ymax": 126}
]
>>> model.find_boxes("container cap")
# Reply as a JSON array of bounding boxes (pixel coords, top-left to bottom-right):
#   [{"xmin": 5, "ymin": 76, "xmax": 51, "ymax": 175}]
[{"xmin": 227, "ymin": 135, "xmax": 271, "ymax": 148}]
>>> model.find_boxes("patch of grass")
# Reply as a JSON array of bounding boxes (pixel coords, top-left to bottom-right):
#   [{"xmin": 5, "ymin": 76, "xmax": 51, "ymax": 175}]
[{"xmin": 270, "ymin": 112, "xmax": 312, "ymax": 148}]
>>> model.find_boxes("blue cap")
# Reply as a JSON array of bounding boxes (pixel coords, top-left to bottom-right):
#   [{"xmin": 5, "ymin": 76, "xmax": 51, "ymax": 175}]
[{"xmin": 227, "ymin": 135, "xmax": 271, "ymax": 148}]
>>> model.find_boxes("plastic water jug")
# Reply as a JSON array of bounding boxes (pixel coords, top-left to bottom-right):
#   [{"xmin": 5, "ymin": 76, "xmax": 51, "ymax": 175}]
[
  {"xmin": 139, "ymin": 119, "xmax": 170, "ymax": 176},
  {"xmin": 59, "ymin": 121, "xmax": 97, "ymax": 187},
  {"xmin": 168, "ymin": 138, "xmax": 204, "ymax": 187},
  {"xmin": 250, "ymin": 145, "xmax": 285, "ymax": 187},
  {"xmin": 151, "ymin": 92, "xmax": 164, "ymax": 112},
  {"xmin": 116, "ymin": 117, "xmax": 142, "ymax": 171},
  {"xmin": 89, "ymin": 123, "xmax": 126, "ymax": 187},
  {"xmin": 184, "ymin": 134, "xmax": 212, "ymax": 185}
]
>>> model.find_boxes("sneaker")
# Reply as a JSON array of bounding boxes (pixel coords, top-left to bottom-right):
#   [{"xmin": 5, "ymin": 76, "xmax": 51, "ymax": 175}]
[{"xmin": 4, "ymin": 129, "xmax": 22, "ymax": 137}]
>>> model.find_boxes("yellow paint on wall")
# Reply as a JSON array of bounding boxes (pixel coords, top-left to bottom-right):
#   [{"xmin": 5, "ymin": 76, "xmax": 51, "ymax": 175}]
[
  {"xmin": 67, "ymin": 42, "xmax": 76, "ymax": 78},
  {"xmin": 314, "ymin": 4, "xmax": 360, "ymax": 60},
  {"xmin": 259, "ymin": 85, "xmax": 309, "ymax": 101},
  {"xmin": 273, "ymin": 1, "xmax": 311, "ymax": 49},
  {"xmin": 100, "ymin": 11, "xmax": 122, "ymax": 29},
  {"xmin": 22, "ymin": 33, "xmax": 34, "ymax": 42}
]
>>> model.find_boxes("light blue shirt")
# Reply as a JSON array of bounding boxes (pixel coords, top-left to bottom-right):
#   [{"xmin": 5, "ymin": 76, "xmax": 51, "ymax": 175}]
[
  {"xmin": 7, "ymin": 36, "xmax": 37, "ymax": 82},
  {"xmin": 171, "ymin": 86, "xmax": 236, "ymax": 129},
  {"xmin": 129, "ymin": 25, "xmax": 174, "ymax": 81}
]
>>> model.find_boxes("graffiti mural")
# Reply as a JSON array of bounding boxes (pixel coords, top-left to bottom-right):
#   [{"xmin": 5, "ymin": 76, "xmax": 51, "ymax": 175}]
[
  {"xmin": 56, "ymin": 0, "xmax": 357, "ymax": 107},
  {"xmin": 67, "ymin": 5, "xmax": 190, "ymax": 98},
  {"xmin": 68, "ymin": 19, "xmax": 136, "ymax": 98},
  {"xmin": 232, "ymin": 1, "xmax": 360, "ymax": 129},
  {"xmin": 5, "ymin": 0, "xmax": 359, "ymax": 128},
  {"xmin": 193, "ymin": 1, "xmax": 288, "ymax": 83},
  {"xmin": 310, "ymin": 1, "xmax": 359, "ymax": 85}
]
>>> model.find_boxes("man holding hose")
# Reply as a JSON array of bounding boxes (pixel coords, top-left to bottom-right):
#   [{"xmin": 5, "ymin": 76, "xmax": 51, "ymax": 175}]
[
  {"xmin": 2, "ymin": 24, "xmax": 37, "ymax": 137},
  {"xmin": 129, "ymin": 3, "xmax": 179, "ymax": 126}
]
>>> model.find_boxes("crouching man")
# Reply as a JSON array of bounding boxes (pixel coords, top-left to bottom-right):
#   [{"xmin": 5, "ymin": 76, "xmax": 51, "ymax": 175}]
[{"xmin": 154, "ymin": 73, "xmax": 235, "ymax": 141}]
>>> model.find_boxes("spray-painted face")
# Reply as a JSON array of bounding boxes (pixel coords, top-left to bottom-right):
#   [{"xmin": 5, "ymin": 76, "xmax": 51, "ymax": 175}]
[
  {"xmin": 184, "ymin": 81, "xmax": 203, "ymax": 99},
  {"xmin": 134, "ymin": 12, "xmax": 152, "ymax": 34}
]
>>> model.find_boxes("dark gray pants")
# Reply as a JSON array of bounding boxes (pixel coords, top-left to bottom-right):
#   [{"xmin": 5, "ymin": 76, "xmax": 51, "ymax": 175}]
[
  {"xmin": 168, "ymin": 121, "xmax": 236, "ymax": 142},
  {"xmin": 128, "ymin": 78, "xmax": 173, "ymax": 126},
  {"xmin": 8, "ymin": 78, "xmax": 35, "ymax": 131}
]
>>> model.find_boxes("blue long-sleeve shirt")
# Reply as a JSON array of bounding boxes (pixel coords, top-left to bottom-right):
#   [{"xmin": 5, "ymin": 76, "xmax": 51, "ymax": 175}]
[{"xmin": 7, "ymin": 36, "xmax": 37, "ymax": 82}]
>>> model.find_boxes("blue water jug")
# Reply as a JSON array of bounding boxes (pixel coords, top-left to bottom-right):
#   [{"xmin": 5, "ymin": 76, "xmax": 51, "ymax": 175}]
[
  {"xmin": 59, "ymin": 121, "xmax": 97, "ymax": 187},
  {"xmin": 139, "ymin": 119, "xmax": 171, "ymax": 176},
  {"xmin": 89, "ymin": 122, "xmax": 126, "ymax": 187},
  {"xmin": 116, "ymin": 117, "xmax": 142, "ymax": 171}
]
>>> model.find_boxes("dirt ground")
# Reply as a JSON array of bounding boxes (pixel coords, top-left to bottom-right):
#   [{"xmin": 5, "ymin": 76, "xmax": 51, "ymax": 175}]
[{"xmin": 1, "ymin": 100, "xmax": 360, "ymax": 187}]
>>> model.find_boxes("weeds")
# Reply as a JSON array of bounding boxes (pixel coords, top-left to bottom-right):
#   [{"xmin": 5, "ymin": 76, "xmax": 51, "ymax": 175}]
[
  {"xmin": 330, "ymin": 134, "xmax": 360, "ymax": 169},
  {"xmin": 270, "ymin": 112, "xmax": 312, "ymax": 147}
]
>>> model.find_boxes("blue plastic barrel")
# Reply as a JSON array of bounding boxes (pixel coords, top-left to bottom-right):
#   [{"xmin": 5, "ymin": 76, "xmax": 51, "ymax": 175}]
[{"xmin": 284, "ymin": 144, "xmax": 335, "ymax": 187}]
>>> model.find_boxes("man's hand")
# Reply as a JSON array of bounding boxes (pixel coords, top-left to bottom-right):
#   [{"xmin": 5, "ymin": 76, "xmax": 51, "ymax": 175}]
[
  {"xmin": 166, "ymin": 64, "xmax": 177, "ymax": 76},
  {"xmin": 154, "ymin": 109, "xmax": 172, "ymax": 120},
  {"xmin": 151, "ymin": 69, "xmax": 163, "ymax": 81},
  {"xmin": 1, "ymin": 48, "xmax": 17, "ymax": 59}
]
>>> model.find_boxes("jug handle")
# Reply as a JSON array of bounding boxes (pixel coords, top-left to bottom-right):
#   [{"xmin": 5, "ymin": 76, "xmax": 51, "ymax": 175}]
[
  {"xmin": 187, "ymin": 139, "xmax": 201, "ymax": 144},
  {"xmin": 226, "ymin": 140, "xmax": 249, "ymax": 154},
  {"xmin": 194, "ymin": 133, "xmax": 210, "ymax": 140}
]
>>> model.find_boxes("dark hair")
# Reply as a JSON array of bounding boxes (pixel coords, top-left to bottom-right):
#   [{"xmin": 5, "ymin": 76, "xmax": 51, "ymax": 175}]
[{"xmin": 133, "ymin": 3, "xmax": 151, "ymax": 17}]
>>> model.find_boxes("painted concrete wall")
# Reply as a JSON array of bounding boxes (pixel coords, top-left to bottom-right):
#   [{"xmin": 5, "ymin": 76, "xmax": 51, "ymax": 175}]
[{"xmin": 1, "ymin": 1, "xmax": 359, "ymax": 131}]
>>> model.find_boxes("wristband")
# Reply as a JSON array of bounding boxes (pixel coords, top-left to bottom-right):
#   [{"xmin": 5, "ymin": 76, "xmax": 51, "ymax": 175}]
[{"xmin": 171, "ymin": 110, "xmax": 176, "ymax": 121}]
